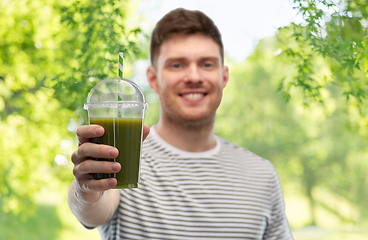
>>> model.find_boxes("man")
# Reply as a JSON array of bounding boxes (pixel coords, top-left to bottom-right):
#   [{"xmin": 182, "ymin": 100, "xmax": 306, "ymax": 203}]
[{"xmin": 68, "ymin": 8, "xmax": 293, "ymax": 239}]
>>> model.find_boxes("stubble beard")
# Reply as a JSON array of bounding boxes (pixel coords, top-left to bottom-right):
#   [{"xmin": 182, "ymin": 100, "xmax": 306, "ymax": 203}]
[
  {"xmin": 170, "ymin": 109, "xmax": 216, "ymax": 130},
  {"xmin": 159, "ymin": 98, "xmax": 219, "ymax": 131}
]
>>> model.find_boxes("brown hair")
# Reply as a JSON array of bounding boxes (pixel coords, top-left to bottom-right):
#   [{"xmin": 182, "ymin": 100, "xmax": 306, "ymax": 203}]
[{"xmin": 150, "ymin": 8, "xmax": 224, "ymax": 67}]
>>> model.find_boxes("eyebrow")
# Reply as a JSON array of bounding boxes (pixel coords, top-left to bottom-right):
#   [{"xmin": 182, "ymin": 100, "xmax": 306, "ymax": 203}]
[
  {"xmin": 202, "ymin": 57, "xmax": 220, "ymax": 61},
  {"xmin": 165, "ymin": 57, "xmax": 186, "ymax": 64},
  {"xmin": 164, "ymin": 57, "xmax": 220, "ymax": 64},
  {"xmin": 200, "ymin": 57, "xmax": 220, "ymax": 63}
]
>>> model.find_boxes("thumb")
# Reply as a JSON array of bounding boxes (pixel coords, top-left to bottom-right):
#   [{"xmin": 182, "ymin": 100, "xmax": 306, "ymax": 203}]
[{"xmin": 142, "ymin": 125, "xmax": 150, "ymax": 142}]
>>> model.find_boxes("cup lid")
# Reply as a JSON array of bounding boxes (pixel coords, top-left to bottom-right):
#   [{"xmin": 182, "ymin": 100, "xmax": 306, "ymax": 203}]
[{"xmin": 84, "ymin": 78, "xmax": 148, "ymax": 109}]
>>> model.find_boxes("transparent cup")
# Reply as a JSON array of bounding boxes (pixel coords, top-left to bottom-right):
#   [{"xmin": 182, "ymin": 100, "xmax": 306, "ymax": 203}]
[{"xmin": 84, "ymin": 78, "xmax": 148, "ymax": 188}]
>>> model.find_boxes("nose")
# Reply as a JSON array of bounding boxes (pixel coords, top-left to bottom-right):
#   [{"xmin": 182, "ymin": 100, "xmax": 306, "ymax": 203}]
[{"xmin": 184, "ymin": 64, "xmax": 202, "ymax": 84}]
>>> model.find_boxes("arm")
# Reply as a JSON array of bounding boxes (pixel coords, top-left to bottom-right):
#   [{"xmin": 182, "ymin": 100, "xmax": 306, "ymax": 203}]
[
  {"xmin": 67, "ymin": 124, "xmax": 150, "ymax": 228},
  {"xmin": 68, "ymin": 179, "xmax": 120, "ymax": 228}
]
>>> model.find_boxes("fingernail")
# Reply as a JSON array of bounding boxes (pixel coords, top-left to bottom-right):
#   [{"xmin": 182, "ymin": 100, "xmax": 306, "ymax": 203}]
[
  {"xmin": 108, "ymin": 148, "xmax": 118, "ymax": 157},
  {"xmin": 111, "ymin": 162, "xmax": 120, "ymax": 171},
  {"xmin": 107, "ymin": 178, "xmax": 116, "ymax": 187},
  {"xmin": 95, "ymin": 127, "xmax": 104, "ymax": 136}
]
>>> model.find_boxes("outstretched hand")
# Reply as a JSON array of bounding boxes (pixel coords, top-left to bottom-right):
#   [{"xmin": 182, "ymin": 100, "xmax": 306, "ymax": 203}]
[{"xmin": 71, "ymin": 124, "xmax": 150, "ymax": 203}]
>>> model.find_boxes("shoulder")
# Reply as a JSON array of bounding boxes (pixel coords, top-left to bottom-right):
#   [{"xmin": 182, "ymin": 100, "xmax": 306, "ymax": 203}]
[
  {"xmin": 217, "ymin": 137, "xmax": 274, "ymax": 166},
  {"xmin": 216, "ymin": 138, "xmax": 286, "ymax": 197}
]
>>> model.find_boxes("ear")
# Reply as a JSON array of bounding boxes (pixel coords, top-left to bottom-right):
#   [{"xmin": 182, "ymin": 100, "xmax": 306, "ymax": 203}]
[
  {"xmin": 146, "ymin": 65, "xmax": 159, "ymax": 94},
  {"xmin": 222, "ymin": 66, "xmax": 229, "ymax": 89}
]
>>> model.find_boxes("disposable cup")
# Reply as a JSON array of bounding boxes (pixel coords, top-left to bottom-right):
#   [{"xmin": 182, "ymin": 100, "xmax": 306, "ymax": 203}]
[{"xmin": 84, "ymin": 78, "xmax": 148, "ymax": 188}]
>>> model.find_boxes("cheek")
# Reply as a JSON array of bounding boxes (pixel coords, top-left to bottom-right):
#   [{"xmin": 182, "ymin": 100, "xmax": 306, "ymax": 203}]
[
  {"xmin": 156, "ymin": 81, "xmax": 167, "ymax": 95},
  {"xmin": 210, "ymin": 79, "xmax": 225, "ymax": 92},
  {"xmin": 158, "ymin": 76, "xmax": 178, "ymax": 94},
  {"xmin": 155, "ymin": 77, "xmax": 164, "ymax": 93},
  {"xmin": 157, "ymin": 82, "xmax": 173, "ymax": 100}
]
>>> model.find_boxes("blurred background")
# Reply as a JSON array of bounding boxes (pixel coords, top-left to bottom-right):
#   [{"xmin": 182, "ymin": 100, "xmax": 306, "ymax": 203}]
[{"xmin": 0, "ymin": 0, "xmax": 367, "ymax": 239}]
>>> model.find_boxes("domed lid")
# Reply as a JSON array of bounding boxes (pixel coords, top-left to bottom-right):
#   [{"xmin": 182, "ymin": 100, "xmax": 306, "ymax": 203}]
[{"xmin": 84, "ymin": 78, "xmax": 148, "ymax": 109}]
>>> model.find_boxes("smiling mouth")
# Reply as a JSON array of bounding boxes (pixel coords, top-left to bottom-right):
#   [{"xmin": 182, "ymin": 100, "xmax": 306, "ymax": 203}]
[{"xmin": 179, "ymin": 93, "xmax": 207, "ymax": 99}]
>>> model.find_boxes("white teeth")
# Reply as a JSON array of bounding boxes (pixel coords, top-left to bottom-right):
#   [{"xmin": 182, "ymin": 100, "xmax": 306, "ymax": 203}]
[{"xmin": 183, "ymin": 93, "xmax": 203, "ymax": 99}]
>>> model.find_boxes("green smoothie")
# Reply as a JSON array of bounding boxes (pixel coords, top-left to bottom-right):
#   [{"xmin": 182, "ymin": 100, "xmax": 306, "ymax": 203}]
[{"xmin": 90, "ymin": 117, "xmax": 143, "ymax": 189}]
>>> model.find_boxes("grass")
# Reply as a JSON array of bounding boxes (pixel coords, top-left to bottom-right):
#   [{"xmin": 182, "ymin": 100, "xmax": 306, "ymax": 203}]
[
  {"xmin": 0, "ymin": 204, "xmax": 62, "ymax": 240},
  {"xmin": 292, "ymin": 226, "xmax": 368, "ymax": 240}
]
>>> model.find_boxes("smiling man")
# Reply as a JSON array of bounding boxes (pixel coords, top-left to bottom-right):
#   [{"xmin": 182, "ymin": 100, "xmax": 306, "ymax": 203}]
[
  {"xmin": 68, "ymin": 8, "xmax": 293, "ymax": 239},
  {"xmin": 146, "ymin": 33, "xmax": 228, "ymax": 152}
]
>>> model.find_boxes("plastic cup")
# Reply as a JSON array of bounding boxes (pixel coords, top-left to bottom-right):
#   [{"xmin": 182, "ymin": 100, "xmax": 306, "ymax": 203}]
[{"xmin": 84, "ymin": 78, "xmax": 148, "ymax": 188}]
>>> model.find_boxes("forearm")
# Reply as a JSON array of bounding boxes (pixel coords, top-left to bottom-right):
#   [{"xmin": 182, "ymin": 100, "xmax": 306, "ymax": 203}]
[{"xmin": 68, "ymin": 179, "xmax": 120, "ymax": 228}]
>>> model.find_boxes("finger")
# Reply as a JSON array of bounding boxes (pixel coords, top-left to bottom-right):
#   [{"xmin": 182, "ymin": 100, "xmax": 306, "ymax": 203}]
[
  {"xmin": 71, "ymin": 143, "xmax": 119, "ymax": 165},
  {"xmin": 76, "ymin": 125, "xmax": 105, "ymax": 146},
  {"xmin": 73, "ymin": 160, "xmax": 121, "ymax": 177},
  {"xmin": 142, "ymin": 125, "xmax": 150, "ymax": 142},
  {"xmin": 79, "ymin": 178, "xmax": 118, "ymax": 193}
]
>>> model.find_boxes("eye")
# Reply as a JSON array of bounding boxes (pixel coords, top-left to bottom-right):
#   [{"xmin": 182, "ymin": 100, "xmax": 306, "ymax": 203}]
[
  {"xmin": 172, "ymin": 63, "xmax": 182, "ymax": 68},
  {"xmin": 201, "ymin": 58, "xmax": 219, "ymax": 69},
  {"xmin": 202, "ymin": 61, "xmax": 216, "ymax": 69}
]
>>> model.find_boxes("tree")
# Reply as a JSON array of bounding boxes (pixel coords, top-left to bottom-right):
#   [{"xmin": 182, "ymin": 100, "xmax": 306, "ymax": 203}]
[
  {"xmin": 279, "ymin": 0, "xmax": 368, "ymax": 109},
  {"xmin": 0, "ymin": 0, "xmax": 145, "ymax": 226},
  {"xmin": 216, "ymin": 31, "xmax": 368, "ymax": 227},
  {"xmin": 275, "ymin": 1, "xmax": 368, "ymax": 226}
]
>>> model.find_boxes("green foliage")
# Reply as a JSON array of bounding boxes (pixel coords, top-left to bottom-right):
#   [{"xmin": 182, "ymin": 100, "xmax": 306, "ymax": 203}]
[
  {"xmin": 1, "ymin": 0, "xmax": 367, "ymax": 237},
  {"xmin": 216, "ymin": 33, "xmax": 368, "ymax": 227},
  {"xmin": 54, "ymin": 0, "xmax": 148, "ymax": 112},
  {"xmin": 280, "ymin": 0, "xmax": 368, "ymax": 106},
  {"xmin": 0, "ymin": 0, "xmax": 145, "ymax": 222},
  {"xmin": 0, "ymin": 204, "xmax": 62, "ymax": 240},
  {"xmin": 275, "ymin": 2, "xmax": 368, "ymax": 222}
]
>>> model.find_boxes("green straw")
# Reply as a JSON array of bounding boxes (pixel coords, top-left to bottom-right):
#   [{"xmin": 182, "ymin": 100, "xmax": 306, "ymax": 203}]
[{"xmin": 118, "ymin": 52, "xmax": 123, "ymax": 79}]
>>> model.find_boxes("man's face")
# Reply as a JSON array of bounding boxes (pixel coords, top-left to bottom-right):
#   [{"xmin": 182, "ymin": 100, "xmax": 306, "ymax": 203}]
[{"xmin": 147, "ymin": 34, "xmax": 229, "ymax": 128}]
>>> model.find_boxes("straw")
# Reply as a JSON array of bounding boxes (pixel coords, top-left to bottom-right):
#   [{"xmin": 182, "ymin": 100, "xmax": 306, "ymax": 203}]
[{"xmin": 118, "ymin": 52, "xmax": 124, "ymax": 79}]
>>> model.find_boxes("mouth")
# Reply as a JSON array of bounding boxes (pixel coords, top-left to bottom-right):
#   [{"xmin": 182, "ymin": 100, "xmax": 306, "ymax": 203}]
[{"xmin": 179, "ymin": 92, "xmax": 207, "ymax": 99}]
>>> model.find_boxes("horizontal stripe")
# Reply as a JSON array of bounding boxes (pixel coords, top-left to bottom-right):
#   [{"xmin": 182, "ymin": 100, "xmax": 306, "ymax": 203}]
[{"xmin": 97, "ymin": 127, "xmax": 292, "ymax": 240}]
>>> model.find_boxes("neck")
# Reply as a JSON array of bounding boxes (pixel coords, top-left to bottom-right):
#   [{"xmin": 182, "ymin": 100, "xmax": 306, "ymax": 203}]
[{"xmin": 154, "ymin": 116, "xmax": 217, "ymax": 152}]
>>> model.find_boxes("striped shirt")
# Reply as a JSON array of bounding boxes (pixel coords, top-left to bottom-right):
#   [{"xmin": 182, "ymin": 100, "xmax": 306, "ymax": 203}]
[{"xmin": 98, "ymin": 127, "xmax": 293, "ymax": 240}]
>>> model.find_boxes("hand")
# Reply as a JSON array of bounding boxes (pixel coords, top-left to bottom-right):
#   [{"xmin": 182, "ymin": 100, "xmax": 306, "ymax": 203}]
[{"xmin": 71, "ymin": 124, "xmax": 150, "ymax": 204}]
